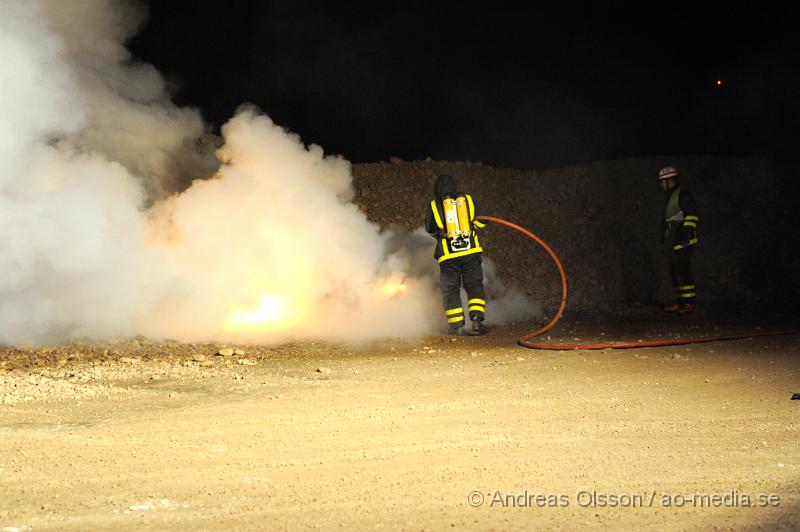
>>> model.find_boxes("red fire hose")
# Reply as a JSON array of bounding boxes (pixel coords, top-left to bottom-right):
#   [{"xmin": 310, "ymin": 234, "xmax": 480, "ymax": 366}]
[{"xmin": 477, "ymin": 215, "xmax": 797, "ymax": 350}]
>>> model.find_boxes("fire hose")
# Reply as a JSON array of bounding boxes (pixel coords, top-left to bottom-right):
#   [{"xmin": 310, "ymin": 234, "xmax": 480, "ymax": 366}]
[{"xmin": 477, "ymin": 215, "xmax": 797, "ymax": 350}]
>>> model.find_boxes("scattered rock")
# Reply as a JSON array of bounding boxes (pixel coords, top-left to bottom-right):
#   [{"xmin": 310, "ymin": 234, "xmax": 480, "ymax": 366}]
[
  {"xmin": 215, "ymin": 348, "xmax": 234, "ymax": 357},
  {"xmin": 316, "ymin": 367, "xmax": 331, "ymax": 374},
  {"xmin": 192, "ymin": 354, "xmax": 206, "ymax": 362}
]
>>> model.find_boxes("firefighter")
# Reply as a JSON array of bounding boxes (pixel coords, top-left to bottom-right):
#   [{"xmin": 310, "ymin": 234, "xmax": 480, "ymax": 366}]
[
  {"xmin": 425, "ymin": 174, "xmax": 490, "ymax": 335},
  {"xmin": 658, "ymin": 166, "xmax": 699, "ymax": 313}
]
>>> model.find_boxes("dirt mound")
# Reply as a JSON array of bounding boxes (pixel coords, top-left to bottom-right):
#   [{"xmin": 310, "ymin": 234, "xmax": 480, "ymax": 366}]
[{"xmin": 352, "ymin": 155, "xmax": 800, "ymax": 314}]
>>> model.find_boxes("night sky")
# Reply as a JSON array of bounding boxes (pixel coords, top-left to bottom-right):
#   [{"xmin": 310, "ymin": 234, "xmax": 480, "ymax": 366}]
[{"xmin": 129, "ymin": 1, "xmax": 798, "ymax": 170}]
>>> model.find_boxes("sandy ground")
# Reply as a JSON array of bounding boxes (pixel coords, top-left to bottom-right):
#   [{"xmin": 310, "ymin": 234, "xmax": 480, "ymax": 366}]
[{"xmin": 1, "ymin": 312, "xmax": 799, "ymax": 531}]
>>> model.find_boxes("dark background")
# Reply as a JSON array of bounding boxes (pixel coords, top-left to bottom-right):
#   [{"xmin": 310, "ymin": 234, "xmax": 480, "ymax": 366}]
[{"xmin": 130, "ymin": 1, "xmax": 798, "ymax": 170}]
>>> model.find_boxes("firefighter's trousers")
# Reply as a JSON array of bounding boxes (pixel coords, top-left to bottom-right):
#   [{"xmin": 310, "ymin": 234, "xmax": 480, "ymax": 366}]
[{"xmin": 439, "ymin": 253, "xmax": 486, "ymax": 327}]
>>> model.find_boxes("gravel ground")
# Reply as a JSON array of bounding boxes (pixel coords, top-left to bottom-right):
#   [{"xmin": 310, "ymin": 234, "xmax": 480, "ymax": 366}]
[
  {"xmin": 2, "ymin": 156, "xmax": 798, "ymax": 530},
  {"xmin": 1, "ymin": 317, "xmax": 798, "ymax": 530}
]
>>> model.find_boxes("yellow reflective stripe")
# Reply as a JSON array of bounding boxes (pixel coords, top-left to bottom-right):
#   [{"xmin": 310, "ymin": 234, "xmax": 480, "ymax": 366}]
[
  {"xmin": 437, "ymin": 246, "xmax": 483, "ymax": 262},
  {"xmin": 447, "ymin": 316, "xmax": 464, "ymax": 324},
  {"xmin": 446, "ymin": 307, "xmax": 463, "ymax": 316},
  {"xmin": 468, "ymin": 298, "xmax": 486, "ymax": 305},
  {"xmin": 673, "ymin": 238, "xmax": 698, "ymax": 251},
  {"xmin": 466, "ymin": 194, "xmax": 475, "ymax": 220},
  {"xmin": 678, "ymin": 285, "xmax": 696, "ymax": 290},
  {"xmin": 684, "ymin": 215, "xmax": 699, "ymax": 221},
  {"xmin": 468, "ymin": 305, "xmax": 485, "ymax": 312},
  {"xmin": 680, "ymin": 292, "xmax": 696, "ymax": 298},
  {"xmin": 474, "ymin": 220, "xmax": 486, "ymax": 228},
  {"xmin": 683, "ymin": 221, "xmax": 697, "ymax": 228},
  {"xmin": 430, "ymin": 200, "xmax": 443, "ymax": 229}
]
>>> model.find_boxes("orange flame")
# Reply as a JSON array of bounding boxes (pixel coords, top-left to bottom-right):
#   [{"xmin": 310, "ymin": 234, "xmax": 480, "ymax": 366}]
[
  {"xmin": 381, "ymin": 274, "xmax": 407, "ymax": 298},
  {"xmin": 223, "ymin": 293, "xmax": 291, "ymax": 332}
]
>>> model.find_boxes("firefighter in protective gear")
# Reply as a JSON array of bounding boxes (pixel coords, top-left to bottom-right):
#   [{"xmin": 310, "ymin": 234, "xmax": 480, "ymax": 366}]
[
  {"xmin": 425, "ymin": 174, "xmax": 490, "ymax": 335},
  {"xmin": 658, "ymin": 166, "xmax": 699, "ymax": 313}
]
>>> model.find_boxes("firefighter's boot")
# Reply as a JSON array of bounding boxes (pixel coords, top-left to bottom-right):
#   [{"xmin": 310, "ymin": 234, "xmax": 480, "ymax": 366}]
[
  {"xmin": 448, "ymin": 325, "xmax": 464, "ymax": 336},
  {"xmin": 471, "ymin": 318, "xmax": 489, "ymax": 335}
]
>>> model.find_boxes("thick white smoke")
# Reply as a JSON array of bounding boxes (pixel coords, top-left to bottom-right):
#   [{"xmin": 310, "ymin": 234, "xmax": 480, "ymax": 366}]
[
  {"xmin": 0, "ymin": 0, "xmax": 539, "ymax": 346},
  {"xmin": 143, "ymin": 108, "xmax": 442, "ymax": 343},
  {"xmin": 39, "ymin": 0, "xmax": 211, "ymax": 199},
  {"xmin": 0, "ymin": 1, "xmax": 168, "ymax": 345}
]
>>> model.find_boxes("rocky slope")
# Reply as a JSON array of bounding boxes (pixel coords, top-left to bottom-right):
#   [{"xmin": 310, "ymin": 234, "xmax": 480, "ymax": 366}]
[{"xmin": 352, "ymin": 155, "xmax": 799, "ymax": 314}]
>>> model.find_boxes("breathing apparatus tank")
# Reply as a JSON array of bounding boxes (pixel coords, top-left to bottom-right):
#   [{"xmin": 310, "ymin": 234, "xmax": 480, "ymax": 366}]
[
  {"xmin": 443, "ymin": 197, "xmax": 460, "ymax": 238},
  {"xmin": 455, "ymin": 196, "xmax": 470, "ymax": 236}
]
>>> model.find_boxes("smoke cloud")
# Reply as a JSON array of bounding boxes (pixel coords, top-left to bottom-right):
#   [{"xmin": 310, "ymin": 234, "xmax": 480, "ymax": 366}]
[{"xmin": 0, "ymin": 0, "xmax": 539, "ymax": 346}]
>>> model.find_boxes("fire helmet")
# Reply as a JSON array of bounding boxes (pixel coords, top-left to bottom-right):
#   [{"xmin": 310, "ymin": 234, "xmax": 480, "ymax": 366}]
[
  {"xmin": 658, "ymin": 166, "xmax": 678, "ymax": 180},
  {"xmin": 434, "ymin": 174, "xmax": 457, "ymax": 199}
]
